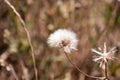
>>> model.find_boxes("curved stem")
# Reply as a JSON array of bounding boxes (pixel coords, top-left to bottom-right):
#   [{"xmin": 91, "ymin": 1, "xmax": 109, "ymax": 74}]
[
  {"xmin": 4, "ymin": 0, "xmax": 38, "ymax": 80},
  {"xmin": 64, "ymin": 51, "xmax": 102, "ymax": 79}
]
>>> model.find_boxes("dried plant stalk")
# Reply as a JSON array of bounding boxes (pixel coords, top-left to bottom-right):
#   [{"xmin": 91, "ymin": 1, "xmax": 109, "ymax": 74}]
[
  {"xmin": 9, "ymin": 64, "xmax": 19, "ymax": 80},
  {"xmin": 4, "ymin": 0, "xmax": 38, "ymax": 80},
  {"xmin": 104, "ymin": 63, "xmax": 109, "ymax": 80},
  {"xmin": 64, "ymin": 51, "xmax": 103, "ymax": 79}
]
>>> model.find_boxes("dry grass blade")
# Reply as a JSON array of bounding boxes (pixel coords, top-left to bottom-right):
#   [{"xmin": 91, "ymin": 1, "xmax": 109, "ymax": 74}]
[
  {"xmin": 97, "ymin": 0, "xmax": 119, "ymax": 44},
  {"xmin": 4, "ymin": 0, "xmax": 38, "ymax": 80},
  {"xmin": 9, "ymin": 64, "xmax": 19, "ymax": 80}
]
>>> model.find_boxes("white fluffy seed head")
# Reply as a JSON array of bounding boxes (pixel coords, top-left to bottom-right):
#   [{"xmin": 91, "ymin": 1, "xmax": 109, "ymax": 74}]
[
  {"xmin": 91, "ymin": 42, "xmax": 117, "ymax": 69},
  {"xmin": 47, "ymin": 29, "xmax": 78, "ymax": 53}
]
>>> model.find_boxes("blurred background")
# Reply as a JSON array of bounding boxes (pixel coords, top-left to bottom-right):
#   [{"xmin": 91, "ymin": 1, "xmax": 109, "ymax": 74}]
[{"xmin": 0, "ymin": 0, "xmax": 120, "ymax": 80}]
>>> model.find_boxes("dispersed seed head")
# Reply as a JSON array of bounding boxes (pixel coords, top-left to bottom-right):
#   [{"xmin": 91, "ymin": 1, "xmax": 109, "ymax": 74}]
[{"xmin": 91, "ymin": 42, "xmax": 117, "ymax": 68}]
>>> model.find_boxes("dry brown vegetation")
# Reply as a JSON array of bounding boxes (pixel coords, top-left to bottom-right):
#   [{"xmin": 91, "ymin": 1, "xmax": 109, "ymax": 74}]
[{"xmin": 0, "ymin": 0, "xmax": 120, "ymax": 80}]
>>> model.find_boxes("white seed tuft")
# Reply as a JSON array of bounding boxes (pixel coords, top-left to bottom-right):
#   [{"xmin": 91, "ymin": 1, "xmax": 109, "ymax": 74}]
[{"xmin": 47, "ymin": 29, "xmax": 78, "ymax": 53}]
